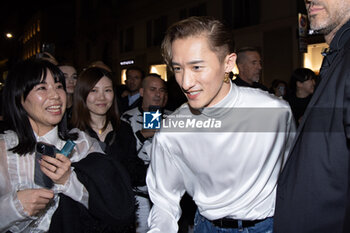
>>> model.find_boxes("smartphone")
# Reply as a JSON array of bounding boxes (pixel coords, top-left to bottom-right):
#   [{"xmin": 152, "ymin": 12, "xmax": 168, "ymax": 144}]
[{"xmin": 34, "ymin": 142, "xmax": 56, "ymax": 188}]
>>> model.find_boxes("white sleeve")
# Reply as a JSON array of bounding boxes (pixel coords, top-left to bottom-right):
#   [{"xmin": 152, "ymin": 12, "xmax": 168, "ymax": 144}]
[
  {"xmin": 53, "ymin": 129, "xmax": 105, "ymax": 208},
  {"xmin": 53, "ymin": 169, "xmax": 89, "ymax": 208},
  {"xmin": 146, "ymin": 133, "xmax": 186, "ymax": 233}
]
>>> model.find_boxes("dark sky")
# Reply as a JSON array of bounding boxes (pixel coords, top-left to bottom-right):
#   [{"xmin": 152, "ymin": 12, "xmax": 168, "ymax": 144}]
[{"xmin": 1, "ymin": 1, "xmax": 68, "ymax": 36}]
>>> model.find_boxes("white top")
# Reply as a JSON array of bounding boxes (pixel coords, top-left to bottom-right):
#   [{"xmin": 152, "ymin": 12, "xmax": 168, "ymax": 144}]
[
  {"xmin": 0, "ymin": 127, "xmax": 104, "ymax": 233},
  {"xmin": 146, "ymin": 83, "xmax": 296, "ymax": 232},
  {"xmin": 121, "ymin": 107, "xmax": 172, "ymax": 163}
]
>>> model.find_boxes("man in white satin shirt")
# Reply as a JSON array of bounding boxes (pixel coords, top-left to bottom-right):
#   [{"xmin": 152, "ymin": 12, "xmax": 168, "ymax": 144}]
[{"xmin": 146, "ymin": 16, "xmax": 295, "ymax": 233}]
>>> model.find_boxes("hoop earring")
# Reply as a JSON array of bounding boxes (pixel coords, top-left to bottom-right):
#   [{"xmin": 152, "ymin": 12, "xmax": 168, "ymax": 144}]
[{"xmin": 224, "ymin": 72, "xmax": 230, "ymax": 83}]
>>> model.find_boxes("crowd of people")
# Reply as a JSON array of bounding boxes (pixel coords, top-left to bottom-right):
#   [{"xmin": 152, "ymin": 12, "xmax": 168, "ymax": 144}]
[{"xmin": 1, "ymin": 0, "xmax": 350, "ymax": 232}]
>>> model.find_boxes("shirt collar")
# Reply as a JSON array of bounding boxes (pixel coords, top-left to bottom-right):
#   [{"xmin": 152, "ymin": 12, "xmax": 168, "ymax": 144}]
[
  {"xmin": 34, "ymin": 126, "xmax": 61, "ymax": 146},
  {"xmin": 329, "ymin": 19, "xmax": 350, "ymax": 52},
  {"xmin": 128, "ymin": 92, "xmax": 140, "ymax": 105},
  {"xmin": 199, "ymin": 82, "xmax": 238, "ymax": 117}
]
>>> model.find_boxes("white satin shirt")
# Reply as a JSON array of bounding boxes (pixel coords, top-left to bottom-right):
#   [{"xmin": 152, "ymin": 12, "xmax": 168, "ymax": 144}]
[{"xmin": 146, "ymin": 83, "xmax": 296, "ymax": 232}]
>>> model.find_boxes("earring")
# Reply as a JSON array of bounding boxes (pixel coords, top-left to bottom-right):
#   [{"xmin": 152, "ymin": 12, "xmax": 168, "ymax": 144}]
[{"xmin": 224, "ymin": 72, "xmax": 230, "ymax": 83}]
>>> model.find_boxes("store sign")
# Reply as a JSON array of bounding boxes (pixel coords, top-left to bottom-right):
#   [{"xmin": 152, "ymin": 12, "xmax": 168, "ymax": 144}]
[
  {"xmin": 298, "ymin": 13, "xmax": 308, "ymax": 53},
  {"xmin": 120, "ymin": 60, "xmax": 134, "ymax": 66}
]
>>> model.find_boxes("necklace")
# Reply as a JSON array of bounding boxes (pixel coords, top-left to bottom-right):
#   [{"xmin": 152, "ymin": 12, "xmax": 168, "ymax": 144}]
[{"xmin": 91, "ymin": 122, "xmax": 112, "ymax": 140}]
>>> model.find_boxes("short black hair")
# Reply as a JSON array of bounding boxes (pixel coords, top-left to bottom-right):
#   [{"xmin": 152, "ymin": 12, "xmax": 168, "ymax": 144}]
[{"xmin": 289, "ymin": 68, "xmax": 316, "ymax": 92}]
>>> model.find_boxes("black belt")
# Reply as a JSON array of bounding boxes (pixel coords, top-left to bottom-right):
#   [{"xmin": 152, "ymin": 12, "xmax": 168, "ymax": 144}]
[{"xmin": 211, "ymin": 217, "xmax": 266, "ymax": 229}]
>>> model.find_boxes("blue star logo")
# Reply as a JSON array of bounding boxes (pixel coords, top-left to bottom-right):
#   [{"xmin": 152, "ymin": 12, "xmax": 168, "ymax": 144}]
[{"xmin": 143, "ymin": 110, "xmax": 161, "ymax": 129}]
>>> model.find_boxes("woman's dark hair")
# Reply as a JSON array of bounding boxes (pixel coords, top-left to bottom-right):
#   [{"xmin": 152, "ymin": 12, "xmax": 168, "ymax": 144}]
[
  {"xmin": 71, "ymin": 67, "xmax": 120, "ymax": 132},
  {"xmin": 289, "ymin": 68, "xmax": 316, "ymax": 93},
  {"xmin": 2, "ymin": 58, "xmax": 78, "ymax": 155}
]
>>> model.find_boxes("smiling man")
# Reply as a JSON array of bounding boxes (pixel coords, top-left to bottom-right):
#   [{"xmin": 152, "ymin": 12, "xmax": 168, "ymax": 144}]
[
  {"xmin": 146, "ymin": 16, "xmax": 295, "ymax": 233},
  {"xmin": 274, "ymin": 0, "xmax": 350, "ymax": 232}
]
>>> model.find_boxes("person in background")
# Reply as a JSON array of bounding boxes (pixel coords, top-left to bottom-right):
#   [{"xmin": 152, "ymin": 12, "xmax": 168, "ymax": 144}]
[
  {"xmin": 119, "ymin": 66, "xmax": 145, "ymax": 113},
  {"xmin": 286, "ymin": 68, "xmax": 315, "ymax": 126},
  {"xmin": 233, "ymin": 46, "xmax": 269, "ymax": 91},
  {"xmin": 0, "ymin": 59, "xmax": 135, "ymax": 233},
  {"xmin": 274, "ymin": 0, "xmax": 350, "ymax": 232},
  {"xmin": 269, "ymin": 79, "xmax": 288, "ymax": 99},
  {"xmin": 122, "ymin": 73, "xmax": 170, "ymax": 233},
  {"xmin": 58, "ymin": 63, "xmax": 78, "ymax": 122},
  {"xmin": 70, "ymin": 67, "xmax": 148, "ymax": 231},
  {"xmin": 146, "ymin": 16, "xmax": 295, "ymax": 233}
]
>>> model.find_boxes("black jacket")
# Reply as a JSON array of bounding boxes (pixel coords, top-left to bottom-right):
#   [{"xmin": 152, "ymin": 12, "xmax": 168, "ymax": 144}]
[
  {"xmin": 274, "ymin": 20, "xmax": 350, "ymax": 233},
  {"xmin": 87, "ymin": 120, "xmax": 148, "ymax": 187}
]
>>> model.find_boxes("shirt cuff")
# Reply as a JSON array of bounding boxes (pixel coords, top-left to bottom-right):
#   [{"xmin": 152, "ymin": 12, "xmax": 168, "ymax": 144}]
[
  {"xmin": 13, "ymin": 189, "xmax": 36, "ymax": 220},
  {"xmin": 53, "ymin": 169, "xmax": 89, "ymax": 208}
]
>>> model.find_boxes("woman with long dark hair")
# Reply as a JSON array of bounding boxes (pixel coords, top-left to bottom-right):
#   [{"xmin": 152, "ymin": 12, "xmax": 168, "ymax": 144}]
[
  {"xmin": 71, "ymin": 67, "xmax": 148, "ymax": 230},
  {"xmin": 0, "ymin": 59, "xmax": 135, "ymax": 232}
]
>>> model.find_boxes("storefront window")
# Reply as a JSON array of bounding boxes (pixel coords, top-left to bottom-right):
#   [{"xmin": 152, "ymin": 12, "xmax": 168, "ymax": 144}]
[
  {"xmin": 149, "ymin": 64, "xmax": 167, "ymax": 81},
  {"xmin": 304, "ymin": 42, "xmax": 328, "ymax": 74}
]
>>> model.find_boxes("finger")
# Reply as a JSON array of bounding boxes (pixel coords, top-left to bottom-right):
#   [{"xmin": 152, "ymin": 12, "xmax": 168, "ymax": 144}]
[
  {"xmin": 55, "ymin": 153, "xmax": 71, "ymax": 163},
  {"xmin": 52, "ymin": 154, "xmax": 71, "ymax": 172},
  {"xmin": 36, "ymin": 188, "xmax": 55, "ymax": 198},
  {"xmin": 39, "ymin": 158, "xmax": 57, "ymax": 173},
  {"xmin": 33, "ymin": 204, "xmax": 48, "ymax": 210},
  {"xmin": 41, "ymin": 155, "xmax": 62, "ymax": 167}
]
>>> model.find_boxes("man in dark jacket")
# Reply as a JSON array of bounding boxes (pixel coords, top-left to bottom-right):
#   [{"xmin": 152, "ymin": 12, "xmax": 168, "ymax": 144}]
[
  {"xmin": 274, "ymin": 0, "xmax": 350, "ymax": 232},
  {"xmin": 119, "ymin": 66, "xmax": 144, "ymax": 113},
  {"xmin": 233, "ymin": 47, "xmax": 269, "ymax": 91}
]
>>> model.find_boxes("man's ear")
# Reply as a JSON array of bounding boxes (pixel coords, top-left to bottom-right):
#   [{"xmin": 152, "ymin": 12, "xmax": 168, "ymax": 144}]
[
  {"xmin": 139, "ymin": 88, "xmax": 144, "ymax": 97},
  {"xmin": 224, "ymin": 53, "xmax": 237, "ymax": 73}
]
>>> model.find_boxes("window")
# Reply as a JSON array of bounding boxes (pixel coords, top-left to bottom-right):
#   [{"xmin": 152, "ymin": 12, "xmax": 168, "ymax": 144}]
[
  {"xmin": 149, "ymin": 64, "xmax": 168, "ymax": 81},
  {"xmin": 223, "ymin": 0, "xmax": 260, "ymax": 28},
  {"xmin": 146, "ymin": 16, "xmax": 168, "ymax": 47},
  {"xmin": 303, "ymin": 43, "xmax": 328, "ymax": 74},
  {"xmin": 125, "ymin": 27, "xmax": 134, "ymax": 52},
  {"xmin": 120, "ymin": 27, "xmax": 135, "ymax": 52}
]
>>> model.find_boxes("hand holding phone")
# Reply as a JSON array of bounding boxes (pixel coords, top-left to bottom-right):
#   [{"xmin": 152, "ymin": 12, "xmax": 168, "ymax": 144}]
[
  {"xmin": 34, "ymin": 140, "xmax": 76, "ymax": 188},
  {"xmin": 34, "ymin": 142, "xmax": 56, "ymax": 188}
]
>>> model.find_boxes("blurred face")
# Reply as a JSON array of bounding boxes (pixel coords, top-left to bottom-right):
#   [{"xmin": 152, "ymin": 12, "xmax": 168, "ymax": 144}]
[
  {"xmin": 86, "ymin": 76, "xmax": 114, "ymax": 117},
  {"xmin": 22, "ymin": 71, "xmax": 66, "ymax": 136},
  {"xmin": 298, "ymin": 78, "xmax": 315, "ymax": 95},
  {"xmin": 59, "ymin": 65, "xmax": 77, "ymax": 94},
  {"xmin": 305, "ymin": 0, "xmax": 350, "ymax": 36},
  {"xmin": 171, "ymin": 35, "xmax": 235, "ymax": 109},
  {"xmin": 275, "ymin": 83, "xmax": 286, "ymax": 97},
  {"xmin": 140, "ymin": 77, "xmax": 167, "ymax": 110},
  {"xmin": 125, "ymin": 69, "xmax": 142, "ymax": 94},
  {"xmin": 237, "ymin": 51, "xmax": 262, "ymax": 85}
]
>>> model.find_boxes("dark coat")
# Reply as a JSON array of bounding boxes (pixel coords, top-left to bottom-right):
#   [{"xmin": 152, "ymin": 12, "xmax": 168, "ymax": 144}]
[
  {"xmin": 274, "ymin": 20, "xmax": 350, "ymax": 233},
  {"xmin": 86, "ymin": 121, "xmax": 148, "ymax": 187},
  {"xmin": 49, "ymin": 153, "xmax": 136, "ymax": 233}
]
